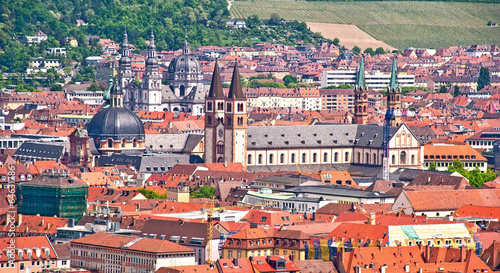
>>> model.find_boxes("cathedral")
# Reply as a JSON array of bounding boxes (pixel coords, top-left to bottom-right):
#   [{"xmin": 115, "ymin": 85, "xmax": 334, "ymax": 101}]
[
  {"xmin": 117, "ymin": 30, "xmax": 205, "ymax": 115},
  {"xmin": 205, "ymin": 58, "xmax": 423, "ymax": 173}
]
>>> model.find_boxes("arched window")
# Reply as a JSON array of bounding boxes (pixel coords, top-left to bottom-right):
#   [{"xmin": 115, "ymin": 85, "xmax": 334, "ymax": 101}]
[
  {"xmin": 402, "ymin": 132, "xmax": 407, "ymax": 146},
  {"xmin": 366, "ymin": 152, "xmax": 369, "ymax": 164},
  {"xmin": 334, "ymin": 152, "xmax": 338, "ymax": 162},
  {"xmin": 269, "ymin": 154, "xmax": 274, "ymax": 164},
  {"xmin": 121, "ymin": 139, "xmax": 126, "ymax": 148},
  {"xmin": 291, "ymin": 153, "xmax": 295, "ymax": 163},
  {"xmin": 133, "ymin": 139, "xmax": 138, "ymax": 148},
  {"xmin": 258, "ymin": 154, "xmax": 263, "ymax": 164},
  {"xmin": 396, "ymin": 134, "xmax": 400, "ymax": 146},
  {"xmin": 237, "ymin": 103, "xmax": 244, "ymax": 112},
  {"xmin": 217, "ymin": 102, "xmax": 223, "ymax": 110},
  {"xmin": 345, "ymin": 152, "xmax": 349, "ymax": 162},
  {"xmin": 357, "ymin": 152, "xmax": 361, "ymax": 163},
  {"xmin": 108, "ymin": 139, "xmax": 113, "ymax": 148},
  {"xmin": 280, "ymin": 153, "xmax": 285, "ymax": 164},
  {"xmin": 227, "ymin": 102, "xmax": 232, "ymax": 112},
  {"xmin": 411, "ymin": 154, "xmax": 415, "ymax": 165},
  {"xmin": 400, "ymin": 151, "xmax": 407, "ymax": 165},
  {"xmin": 237, "ymin": 117, "xmax": 243, "ymax": 125},
  {"xmin": 217, "ymin": 144, "xmax": 224, "ymax": 154},
  {"xmin": 207, "ymin": 115, "xmax": 212, "ymax": 125},
  {"xmin": 312, "ymin": 153, "xmax": 317, "ymax": 163},
  {"xmin": 407, "ymin": 134, "xmax": 412, "ymax": 146},
  {"xmin": 302, "ymin": 153, "xmax": 307, "ymax": 163},
  {"xmin": 248, "ymin": 154, "xmax": 252, "ymax": 165},
  {"xmin": 363, "ymin": 105, "xmax": 366, "ymax": 112},
  {"xmin": 373, "ymin": 153, "xmax": 377, "ymax": 165},
  {"xmin": 391, "ymin": 154, "xmax": 396, "ymax": 164},
  {"xmin": 207, "ymin": 102, "xmax": 212, "ymax": 111}
]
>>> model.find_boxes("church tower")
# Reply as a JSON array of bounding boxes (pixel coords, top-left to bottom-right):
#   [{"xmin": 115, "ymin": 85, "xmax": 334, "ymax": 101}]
[
  {"xmin": 353, "ymin": 57, "xmax": 369, "ymax": 124},
  {"xmin": 117, "ymin": 30, "xmax": 135, "ymax": 109},
  {"xmin": 224, "ymin": 62, "xmax": 247, "ymax": 166},
  {"xmin": 387, "ymin": 56, "xmax": 402, "ymax": 127},
  {"xmin": 140, "ymin": 29, "xmax": 162, "ymax": 111},
  {"xmin": 204, "ymin": 62, "xmax": 226, "ymax": 163}
]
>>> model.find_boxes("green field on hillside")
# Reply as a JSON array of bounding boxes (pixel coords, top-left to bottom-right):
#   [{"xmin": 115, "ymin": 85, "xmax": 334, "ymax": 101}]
[{"xmin": 230, "ymin": 1, "xmax": 500, "ymax": 49}]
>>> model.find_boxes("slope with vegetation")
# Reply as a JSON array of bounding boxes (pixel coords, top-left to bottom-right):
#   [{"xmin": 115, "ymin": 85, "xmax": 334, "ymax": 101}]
[{"xmin": 230, "ymin": 1, "xmax": 500, "ymax": 49}]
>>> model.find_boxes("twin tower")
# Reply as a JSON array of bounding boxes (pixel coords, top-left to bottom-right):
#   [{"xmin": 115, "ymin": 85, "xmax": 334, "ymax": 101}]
[{"xmin": 204, "ymin": 62, "xmax": 247, "ymax": 164}]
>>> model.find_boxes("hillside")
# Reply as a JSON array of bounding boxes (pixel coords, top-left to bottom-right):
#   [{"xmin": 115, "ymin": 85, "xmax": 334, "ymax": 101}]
[{"xmin": 230, "ymin": 1, "xmax": 500, "ymax": 49}]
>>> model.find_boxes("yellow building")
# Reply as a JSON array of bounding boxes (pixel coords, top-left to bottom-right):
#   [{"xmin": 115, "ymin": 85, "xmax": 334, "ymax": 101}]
[{"xmin": 221, "ymin": 227, "xmax": 309, "ymax": 261}]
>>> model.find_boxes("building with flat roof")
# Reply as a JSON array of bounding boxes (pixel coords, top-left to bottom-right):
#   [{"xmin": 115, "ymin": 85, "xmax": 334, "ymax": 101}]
[
  {"xmin": 320, "ymin": 69, "xmax": 415, "ymax": 90},
  {"xmin": 70, "ymin": 233, "xmax": 196, "ymax": 273}
]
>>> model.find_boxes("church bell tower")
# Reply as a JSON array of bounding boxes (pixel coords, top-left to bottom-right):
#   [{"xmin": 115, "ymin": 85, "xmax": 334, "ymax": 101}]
[{"xmin": 353, "ymin": 57, "xmax": 369, "ymax": 125}]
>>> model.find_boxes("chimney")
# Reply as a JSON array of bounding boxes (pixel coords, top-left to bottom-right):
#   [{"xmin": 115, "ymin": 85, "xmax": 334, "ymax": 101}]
[
  {"xmin": 17, "ymin": 214, "xmax": 22, "ymax": 227},
  {"xmin": 404, "ymin": 264, "xmax": 410, "ymax": 272},
  {"xmin": 380, "ymin": 265, "xmax": 387, "ymax": 273},
  {"xmin": 369, "ymin": 213, "xmax": 376, "ymax": 225},
  {"xmin": 41, "ymin": 219, "xmax": 45, "ymax": 226},
  {"xmin": 459, "ymin": 246, "xmax": 467, "ymax": 262},
  {"xmin": 424, "ymin": 245, "xmax": 431, "ymax": 262}
]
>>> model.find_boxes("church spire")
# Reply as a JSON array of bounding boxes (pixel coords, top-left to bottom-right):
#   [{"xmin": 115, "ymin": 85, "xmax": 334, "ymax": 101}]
[
  {"xmin": 356, "ymin": 57, "xmax": 365, "ymax": 89},
  {"xmin": 228, "ymin": 62, "xmax": 244, "ymax": 99},
  {"xmin": 389, "ymin": 55, "xmax": 398, "ymax": 91},
  {"xmin": 208, "ymin": 61, "xmax": 224, "ymax": 98},
  {"xmin": 119, "ymin": 28, "xmax": 131, "ymax": 68},
  {"xmin": 146, "ymin": 27, "xmax": 158, "ymax": 70}
]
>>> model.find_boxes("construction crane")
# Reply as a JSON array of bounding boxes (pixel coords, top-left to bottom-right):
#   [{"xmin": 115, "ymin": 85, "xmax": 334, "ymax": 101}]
[{"xmin": 382, "ymin": 109, "xmax": 393, "ymax": 181}]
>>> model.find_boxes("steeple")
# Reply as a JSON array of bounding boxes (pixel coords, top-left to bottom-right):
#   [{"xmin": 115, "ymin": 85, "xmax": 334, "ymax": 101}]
[
  {"xmin": 228, "ymin": 62, "xmax": 244, "ymax": 99},
  {"xmin": 356, "ymin": 57, "xmax": 365, "ymax": 89},
  {"xmin": 389, "ymin": 56, "xmax": 398, "ymax": 91},
  {"xmin": 183, "ymin": 40, "xmax": 190, "ymax": 55},
  {"xmin": 148, "ymin": 28, "xmax": 156, "ymax": 51},
  {"xmin": 208, "ymin": 61, "xmax": 224, "ymax": 98},
  {"xmin": 119, "ymin": 29, "xmax": 131, "ymax": 68},
  {"xmin": 146, "ymin": 28, "xmax": 158, "ymax": 70},
  {"xmin": 103, "ymin": 77, "xmax": 113, "ymax": 107}
]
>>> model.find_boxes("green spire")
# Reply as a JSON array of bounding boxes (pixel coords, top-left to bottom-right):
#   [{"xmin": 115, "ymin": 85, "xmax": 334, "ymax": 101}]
[
  {"xmin": 356, "ymin": 57, "xmax": 365, "ymax": 89},
  {"xmin": 389, "ymin": 55, "xmax": 398, "ymax": 91},
  {"xmin": 103, "ymin": 77, "xmax": 113, "ymax": 107}
]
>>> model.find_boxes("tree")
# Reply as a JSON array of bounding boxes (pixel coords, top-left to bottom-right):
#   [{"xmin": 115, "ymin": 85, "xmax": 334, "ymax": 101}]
[
  {"xmin": 453, "ymin": 85, "xmax": 460, "ymax": 97},
  {"xmin": 363, "ymin": 47, "xmax": 374, "ymax": 56},
  {"xmin": 283, "ymin": 75, "xmax": 298, "ymax": 87},
  {"xmin": 438, "ymin": 85, "xmax": 448, "ymax": 93},
  {"xmin": 428, "ymin": 161, "xmax": 437, "ymax": 171},
  {"xmin": 477, "ymin": 67, "xmax": 490, "ymax": 91},
  {"xmin": 87, "ymin": 81, "xmax": 100, "ymax": 91},
  {"xmin": 447, "ymin": 159, "xmax": 496, "ymax": 188},
  {"xmin": 268, "ymin": 13, "xmax": 281, "ymax": 25},
  {"xmin": 375, "ymin": 47, "xmax": 386, "ymax": 55},
  {"xmin": 137, "ymin": 188, "xmax": 167, "ymax": 199},
  {"xmin": 352, "ymin": 46, "xmax": 361, "ymax": 55},
  {"xmin": 332, "ymin": 38, "xmax": 340, "ymax": 46},
  {"xmin": 190, "ymin": 186, "xmax": 216, "ymax": 199}
]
